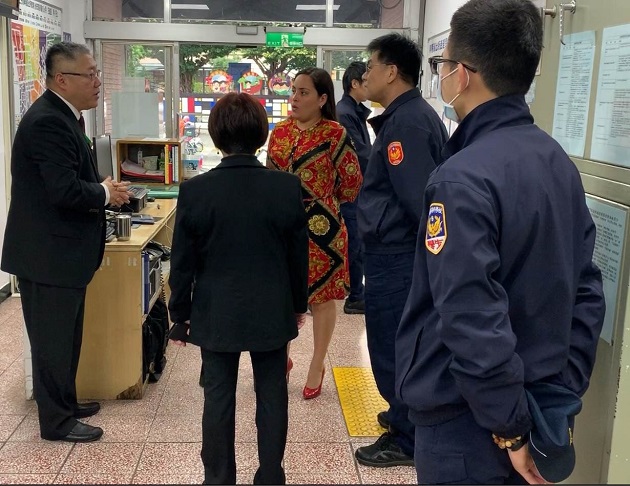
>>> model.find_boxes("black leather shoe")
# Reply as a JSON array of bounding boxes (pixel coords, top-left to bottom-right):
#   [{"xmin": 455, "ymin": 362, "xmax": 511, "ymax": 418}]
[
  {"xmin": 74, "ymin": 401, "xmax": 101, "ymax": 419},
  {"xmin": 344, "ymin": 299, "xmax": 365, "ymax": 315},
  {"xmin": 52, "ymin": 422, "xmax": 103, "ymax": 443},
  {"xmin": 377, "ymin": 411, "xmax": 390, "ymax": 429},
  {"xmin": 355, "ymin": 432, "xmax": 414, "ymax": 467}
]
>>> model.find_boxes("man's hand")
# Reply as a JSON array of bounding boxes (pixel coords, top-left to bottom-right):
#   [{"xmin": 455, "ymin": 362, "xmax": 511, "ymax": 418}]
[
  {"xmin": 103, "ymin": 177, "xmax": 132, "ymax": 207},
  {"xmin": 296, "ymin": 313, "xmax": 307, "ymax": 328},
  {"xmin": 507, "ymin": 444, "xmax": 549, "ymax": 484}
]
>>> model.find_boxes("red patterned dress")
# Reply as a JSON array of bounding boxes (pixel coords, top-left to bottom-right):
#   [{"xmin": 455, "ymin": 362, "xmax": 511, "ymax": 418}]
[{"xmin": 267, "ymin": 118, "xmax": 362, "ymax": 304}]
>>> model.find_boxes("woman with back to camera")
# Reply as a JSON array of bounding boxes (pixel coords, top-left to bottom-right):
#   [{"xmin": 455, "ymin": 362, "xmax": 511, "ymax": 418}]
[
  {"xmin": 168, "ymin": 92, "xmax": 309, "ymax": 485},
  {"xmin": 267, "ymin": 67, "xmax": 362, "ymax": 399}
]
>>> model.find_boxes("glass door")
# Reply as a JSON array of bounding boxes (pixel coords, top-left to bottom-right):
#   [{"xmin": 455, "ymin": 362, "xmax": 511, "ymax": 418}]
[{"xmin": 95, "ymin": 42, "xmax": 175, "ymax": 141}]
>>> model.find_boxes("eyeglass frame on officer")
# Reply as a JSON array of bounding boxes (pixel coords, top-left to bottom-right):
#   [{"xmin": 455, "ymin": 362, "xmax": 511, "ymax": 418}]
[
  {"xmin": 59, "ymin": 69, "xmax": 102, "ymax": 81},
  {"xmin": 428, "ymin": 56, "xmax": 478, "ymax": 76}
]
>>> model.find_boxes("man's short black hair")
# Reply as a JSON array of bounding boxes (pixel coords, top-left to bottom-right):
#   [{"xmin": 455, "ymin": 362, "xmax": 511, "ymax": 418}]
[
  {"xmin": 342, "ymin": 61, "xmax": 367, "ymax": 95},
  {"xmin": 45, "ymin": 42, "xmax": 91, "ymax": 79},
  {"xmin": 449, "ymin": 0, "xmax": 542, "ymax": 96},
  {"xmin": 367, "ymin": 33, "xmax": 421, "ymax": 87}
]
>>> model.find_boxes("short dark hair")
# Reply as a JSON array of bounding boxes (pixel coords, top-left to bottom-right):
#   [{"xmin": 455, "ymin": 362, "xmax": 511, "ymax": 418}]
[
  {"xmin": 294, "ymin": 67, "xmax": 337, "ymax": 121},
  {"xmin": 342, "ymin": 61, "xmax": 367, "ymax": 95},
  {"xmin": 208, "ymin": 93, "xmax": 269, "ymax": 155},
  {"xmin": 45, "ymin": 42, "xmax": 91, "ymax": 79},
  {"xmin": 367, "ymin": 33, "xmax": 421, "ymax": 87},
  {"xmin": 449, "ymin": 0, "xmax": 542, "ymax": 96}
]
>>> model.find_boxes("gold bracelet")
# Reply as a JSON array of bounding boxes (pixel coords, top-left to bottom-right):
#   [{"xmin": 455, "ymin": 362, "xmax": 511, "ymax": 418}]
[{"xmin": 492, "ymin": 433, "xmax": 526, "ymax": 451}]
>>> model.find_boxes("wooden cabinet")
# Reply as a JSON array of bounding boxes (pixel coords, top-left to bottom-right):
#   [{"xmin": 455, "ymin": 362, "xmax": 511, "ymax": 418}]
[
  {"xmin": 75, "ymin": 200, "xmax": 177, "ymax": 400},
  {"xmin": 116, "ymin": 138, "xmax": 183, "ymax": 186}
]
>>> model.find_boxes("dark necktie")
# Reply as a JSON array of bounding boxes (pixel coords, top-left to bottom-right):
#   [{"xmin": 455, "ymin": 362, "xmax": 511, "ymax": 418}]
[{"xmin": 79, "ymin": 114, "xmax": 86, "ymax": 133}]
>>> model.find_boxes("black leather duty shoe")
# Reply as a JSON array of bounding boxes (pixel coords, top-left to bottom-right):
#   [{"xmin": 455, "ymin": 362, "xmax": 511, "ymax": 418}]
[
  {"xmin": 50, "ymin": 422, "xmax": 103, "ymax": 443},
  {"xmin": 343, "ymin": 299, "xmax": 365, "ymax": 315},
  {"xmin": 355, "ymin": 432, "xmax": 414, "ymax": 467},
  {"xmin": 74, "ymin": 401, "xmax": 101, "ymax": 419},
  {"xmin": 377, "ymin": 411, "xmax": 390, "ymax": 430}
]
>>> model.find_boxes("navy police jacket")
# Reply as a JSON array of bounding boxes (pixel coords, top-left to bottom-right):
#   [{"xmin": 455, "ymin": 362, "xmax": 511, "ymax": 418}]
[
  {"xmin": 337, "ymin": 93, "xmax": 372, "ymax": 175},
  {"xmin": 357, "ymin": 89, "xmax": 448, "ymax": 254},
  {"xmin": 395, "ymin": 95, "xmax": 605, "ymax": 438},
  {"xmin": 337, "ymin": 93, "xmax": 372, "ymax": 218}
]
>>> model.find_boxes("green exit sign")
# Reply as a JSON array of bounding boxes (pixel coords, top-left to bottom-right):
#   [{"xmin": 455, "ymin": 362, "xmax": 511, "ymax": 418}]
[{"xmin": 266, "ymin": 32, "xmax": 304, "ymax": 48}]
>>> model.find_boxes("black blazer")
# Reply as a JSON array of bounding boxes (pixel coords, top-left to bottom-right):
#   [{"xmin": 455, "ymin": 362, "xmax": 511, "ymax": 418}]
[
  {"xmin": 1, "ymin": 90, "xmax": 106, "ymax": 288},
  {"xmin": 168, "ymin": 155, "xmax": 309, "ymax": 352}
]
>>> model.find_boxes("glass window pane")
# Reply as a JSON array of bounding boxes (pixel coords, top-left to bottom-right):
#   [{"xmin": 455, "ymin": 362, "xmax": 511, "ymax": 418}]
[
  {"xmin": 171, "ymin": 0, "xmax": 326, "ymax": 25},
  {"xmin": 123, "ymin": 0, "xmax": 164, "ymax": 21},
  {"xmin": 177, "ymin": 43, "xmax": 316, "ymax": 172},
  {"xmin": 93, "ymin": 0, "xmax": 123, "ymax": 21},
  {"xmin": 101, "ymin": 44, "xmax": 169, "ymax": 140},
  {"xmin": 333, "ymin": 0, "xmax": 404, "ymax": 28}
]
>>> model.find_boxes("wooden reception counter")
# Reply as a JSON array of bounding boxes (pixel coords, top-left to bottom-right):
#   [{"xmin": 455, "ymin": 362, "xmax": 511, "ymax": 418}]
[{"xmin": 76, "ymin": 199, "xmax": 177, "ymax": 400}]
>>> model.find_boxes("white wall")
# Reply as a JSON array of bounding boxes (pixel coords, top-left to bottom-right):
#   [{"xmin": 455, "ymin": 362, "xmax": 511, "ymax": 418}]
[{"xmin": 423, "ymin": 0, "xmax": 466, "ymax": 48}]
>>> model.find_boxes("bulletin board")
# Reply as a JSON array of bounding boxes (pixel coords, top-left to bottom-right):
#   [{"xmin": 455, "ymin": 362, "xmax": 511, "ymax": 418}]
[
  {"xmin": 529, "ymin": 1, "xmax": 630, "ymax": 483},
  {"xmin": 9, "ymin": 0, "xmax": 69, "ymax": 131}
]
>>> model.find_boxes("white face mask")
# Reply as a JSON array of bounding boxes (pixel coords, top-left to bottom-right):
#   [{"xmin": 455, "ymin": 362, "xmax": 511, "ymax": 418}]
[{"xmin": 436, "ymin": 66, "xmax": 469, "ymax": 123}]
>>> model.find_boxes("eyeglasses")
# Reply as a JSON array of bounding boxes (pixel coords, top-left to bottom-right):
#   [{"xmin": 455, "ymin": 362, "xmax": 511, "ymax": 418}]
[
  {"xmin": 428, "ymin": 56, "xmax": 477, "ymax": 76},
  {"xmin": 366, "ymin": 61, "xmax": 394, "ymax": 73},
  {"xmin": 60, "ymin": 70, "xmax": 102, "ymax": 81}
]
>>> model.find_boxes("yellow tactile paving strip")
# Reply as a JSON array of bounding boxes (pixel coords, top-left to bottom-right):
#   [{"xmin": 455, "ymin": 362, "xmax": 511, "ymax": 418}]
[{"xmin": 333, "ymin": 367, "xmax": 388, "ymax": 437}]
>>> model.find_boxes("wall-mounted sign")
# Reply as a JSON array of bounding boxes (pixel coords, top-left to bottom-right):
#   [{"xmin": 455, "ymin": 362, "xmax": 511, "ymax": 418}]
[
  {"xmin": 266, "ymin": 32, "xmax": 304, "ymax": 48},
  {"xmin": 585, "ymin": 195, "xmax": 629, "ymax": 345}
]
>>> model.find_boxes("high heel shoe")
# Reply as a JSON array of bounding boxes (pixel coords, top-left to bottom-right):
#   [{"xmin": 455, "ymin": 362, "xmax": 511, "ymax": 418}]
[
  {"xmin": 286, "ymin": 357, "xmax": 293, "ymax": 383},
  {"xmin": 302, "ymin": 369, "xmax": 325, "ymax": 400}
]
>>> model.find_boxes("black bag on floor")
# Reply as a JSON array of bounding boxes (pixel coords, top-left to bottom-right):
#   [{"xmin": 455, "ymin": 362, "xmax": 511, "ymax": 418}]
[{"xmin": 142, "ymin": 298, "xmax": 169, "ymax": 383}]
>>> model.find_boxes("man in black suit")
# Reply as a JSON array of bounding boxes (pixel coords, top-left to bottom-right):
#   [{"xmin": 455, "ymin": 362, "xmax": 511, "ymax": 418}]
[
  {"xmin": 168, "ymin": 93, "xmax": 308, "ymax": 485},
  {"xmin": 1, "ymin": 42, "xmax": 131, "ymax": 442}
]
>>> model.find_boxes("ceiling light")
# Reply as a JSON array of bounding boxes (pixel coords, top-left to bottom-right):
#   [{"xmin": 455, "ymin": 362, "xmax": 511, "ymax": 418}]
[
  {"xmin": 296, "ymin": 4, "xmax": 340, "ymax": 10},
  {"xmin": 171, "ymin": 4, "xmax": 210, "ymax": 9}
]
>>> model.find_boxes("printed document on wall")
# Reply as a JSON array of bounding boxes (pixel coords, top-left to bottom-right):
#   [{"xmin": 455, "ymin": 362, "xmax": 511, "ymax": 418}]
[
  {"xmin": 585, "ymin": 195, "xmax": 628, "ymax": 345},
  {"xmin": 551, "ymin": 31, "xmax": 596, "ymax": 158},
  {"xmin": 591, "ymin": 24, "xmax": 630, "ymax": 167}
]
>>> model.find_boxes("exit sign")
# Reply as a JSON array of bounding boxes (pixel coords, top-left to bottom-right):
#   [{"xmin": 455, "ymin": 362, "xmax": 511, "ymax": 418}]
[{"xmin": 266, "ymin": 32, "xmax": 304, "ymax": 48}]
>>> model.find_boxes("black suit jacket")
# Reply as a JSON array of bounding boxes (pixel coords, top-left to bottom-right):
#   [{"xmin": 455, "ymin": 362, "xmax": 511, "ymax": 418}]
[
  {"xmin": 1, "ymin": 90, "xmax": 106, "ymax": 288},
  {"xmin": 168, "ymin": 155, "xmax": 309, "ymax": 352}
]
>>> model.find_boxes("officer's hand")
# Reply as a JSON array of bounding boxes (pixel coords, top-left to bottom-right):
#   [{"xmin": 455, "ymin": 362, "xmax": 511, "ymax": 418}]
[{"xmin": 507, "ymin": 445, "xmax": 549, "ymax": 484}]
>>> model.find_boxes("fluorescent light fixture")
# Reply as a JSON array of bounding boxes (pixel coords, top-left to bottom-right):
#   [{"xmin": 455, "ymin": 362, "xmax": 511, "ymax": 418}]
[
  {"xmin": 296, "ymin": 4, "xmax": 340, "ymax": 10},
  {"xmin": 172, "ymin": 4, "xmax": 210, "ymax": 9}
]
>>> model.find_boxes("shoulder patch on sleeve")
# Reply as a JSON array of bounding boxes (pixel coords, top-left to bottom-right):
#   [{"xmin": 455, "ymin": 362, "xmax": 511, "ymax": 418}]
[
  {"xmin": 387, "ymin": 141, "xmax": 404, "ymax": 165},
  {"xmin": 425, "ymin": 203, "xmax": 447, "ymax": 255}
]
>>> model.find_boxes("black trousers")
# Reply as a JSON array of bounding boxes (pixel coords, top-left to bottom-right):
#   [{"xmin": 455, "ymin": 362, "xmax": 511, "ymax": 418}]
[
  {"xmin": 201, "ymin": 345, "xmax": 288, "ymax": 485},
  {"xmin": 19, "ymin": 278, "xmax": 86, "ymax": 439}
]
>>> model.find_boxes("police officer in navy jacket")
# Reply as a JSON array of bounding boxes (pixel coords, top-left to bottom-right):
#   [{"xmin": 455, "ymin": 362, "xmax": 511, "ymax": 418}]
[
  {"xmin": 336, "ymin": 61, "xmax": 372, "ymax": 314},
  {"xmin": 355, "ymin": 34, "xmax": 448, "ymax": 467},
  {"xmin": 395, "ymin": 1, "xmax": 605, "ymax": 484}
]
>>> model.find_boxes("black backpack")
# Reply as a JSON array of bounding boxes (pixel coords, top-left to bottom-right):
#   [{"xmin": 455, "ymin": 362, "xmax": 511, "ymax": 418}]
[{"xmin": 142, "ymin": 298, "xmax": 169, "ymax": 383}]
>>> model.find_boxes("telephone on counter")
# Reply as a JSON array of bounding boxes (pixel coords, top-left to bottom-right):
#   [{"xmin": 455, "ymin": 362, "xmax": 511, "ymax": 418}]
[{"xmin": 146, "ymin": 240, "xmax": 171, "ymax": 261}]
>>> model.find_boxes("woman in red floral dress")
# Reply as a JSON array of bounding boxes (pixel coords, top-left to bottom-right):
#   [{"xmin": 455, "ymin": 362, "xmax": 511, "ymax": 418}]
[{"xmin": 267, "ymin": 67, "xmax": 362, "ymax": 399}]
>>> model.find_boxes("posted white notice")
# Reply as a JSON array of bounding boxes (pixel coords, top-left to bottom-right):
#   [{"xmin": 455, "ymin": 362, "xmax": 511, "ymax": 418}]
[
  {"xmin": 585, "ymin": 195, "xmax": 628, "ymax": 345},
  {"xmin": 552, "ymin": 31, "xmax": 596, "ymax": 158},
  {"xmin": 591, "ymin": 24, "xmax": 630, "ymax": 167}
]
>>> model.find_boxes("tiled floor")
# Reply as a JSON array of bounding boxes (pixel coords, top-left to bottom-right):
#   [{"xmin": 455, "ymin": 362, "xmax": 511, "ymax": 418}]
[{"xmin": 0, "ymin": 296, "xmax": 417, "ymax": 484}]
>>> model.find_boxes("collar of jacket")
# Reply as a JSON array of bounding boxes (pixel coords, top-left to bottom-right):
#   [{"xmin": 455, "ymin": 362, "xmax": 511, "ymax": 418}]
[
  {"xmin": 340, "ymin": 93, "xmax": 372, "ymax": 122},
  {"xmin": 43, "ymin": 89, "xmax": 80, "ymax": 124},
  {"xmin": 213, "ymin": 154, "xmax": 264, "ymax": 170},
  {"xmin": 368, "ymin": 88, "xmax": 421, "ymax": 134},
  {"xmin": 442, "ymin": 94, "xmax": 534, "ymax": 161}
]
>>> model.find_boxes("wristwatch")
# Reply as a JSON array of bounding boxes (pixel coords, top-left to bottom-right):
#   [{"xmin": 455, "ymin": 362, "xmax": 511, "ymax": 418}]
[{"xmin": 492, "ymin": 433, "xmax": 528, "ymax": 451}]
